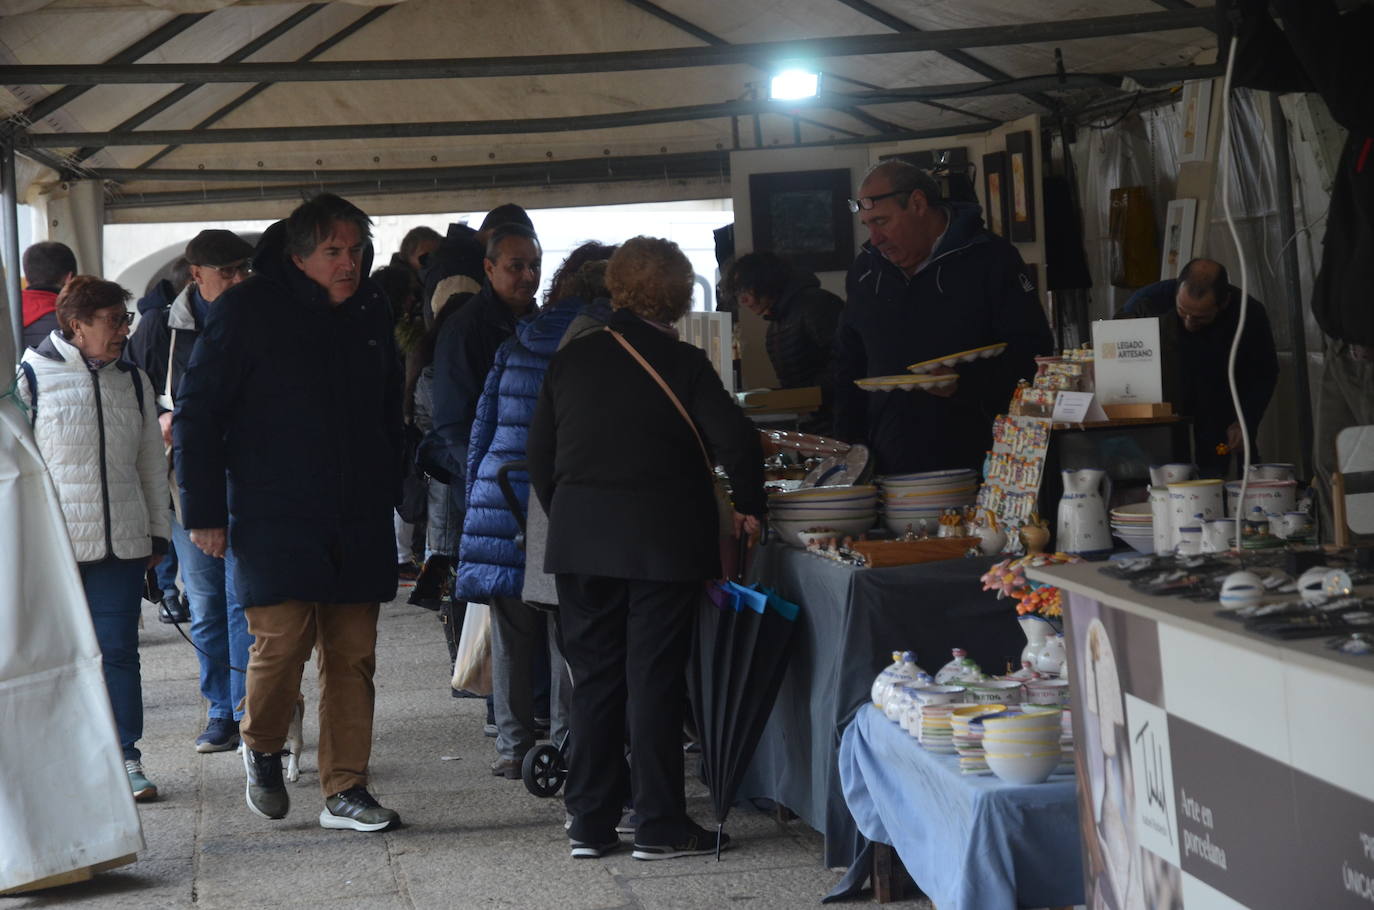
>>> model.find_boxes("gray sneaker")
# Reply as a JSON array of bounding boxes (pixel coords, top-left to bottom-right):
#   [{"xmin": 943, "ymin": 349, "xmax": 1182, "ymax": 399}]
[
  {"xmin": 242, "ymin": 746, "xmax": 289, "ymax": 820},
  {"xmin": 125, "ymin": 759, "xmax": 157, "ymax": 802},
  {"xmin": 320, "ymin": 786, "xmax": 399, "ymax": 832}
]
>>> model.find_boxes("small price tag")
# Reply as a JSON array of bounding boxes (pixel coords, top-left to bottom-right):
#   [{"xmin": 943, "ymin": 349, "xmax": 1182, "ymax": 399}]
[{"xmin": 1052, "ymin": 391, "xmax": 1107, "ymax": 423}]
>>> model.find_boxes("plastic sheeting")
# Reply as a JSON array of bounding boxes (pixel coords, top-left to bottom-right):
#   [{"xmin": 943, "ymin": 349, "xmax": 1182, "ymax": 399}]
[{"xmin": 0, "ymin": 394, "xmax": 144, "ymax": 892}]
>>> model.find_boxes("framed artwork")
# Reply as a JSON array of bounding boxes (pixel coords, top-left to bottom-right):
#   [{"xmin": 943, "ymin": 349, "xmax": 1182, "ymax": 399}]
[
  {"xmin": 982, "ymin": 151, "xmax": 1010, "ymax": 238},
  {"xmin": 1005, "ymin": 130, "xmax": 1037, "ymax": 243},
  {"xmin": 1179, "ymin": 79, "xmax": 1212, "ymax": 163},
  {"xmin": 1160, "ymin": 198, "xmax": 1198, "ymax": 278},
  {"xmin": 748, "ymin": 168, "xmax": 855, "ymax": 272}
]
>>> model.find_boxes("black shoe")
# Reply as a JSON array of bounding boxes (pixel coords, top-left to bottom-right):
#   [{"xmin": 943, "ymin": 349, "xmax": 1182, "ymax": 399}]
[
  {"xmin": 632, "ymin": 823, "xmax": 729, "ymax": 861},
  {"xmin": 320, "ymin": 786, "xmax": 399, "ymax": 832},
  {"xmin": 397, "ymin": 560, "xmax": 421, "ymax": 582},
  {"xmin": 158, "ymin": 594, "xmax": 189, "ymax": 624},
  {"xmin": 242, "ymin": 746, "xmax": 289, "ymax": 820},
  {"xmin": 570, "ymin": 837, "xmax": 620, "ymax": 859},
  {"xmin": 407, "ymin": 555, "xmax": 450, "ymax": 610}
]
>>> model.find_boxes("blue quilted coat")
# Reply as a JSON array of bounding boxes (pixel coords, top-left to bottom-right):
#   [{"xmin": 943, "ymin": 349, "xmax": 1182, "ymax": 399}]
[{"xmin": 456, "ymin": 297, "xmax": 586, "ymax": 600}]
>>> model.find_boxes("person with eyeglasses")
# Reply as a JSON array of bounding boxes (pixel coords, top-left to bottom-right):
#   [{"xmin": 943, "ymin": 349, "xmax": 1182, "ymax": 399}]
[
  {"xmin": 125, "ymin": 228, "xmax": 256, "ymax": 755},
  {"xmin": 833, "ymin": 160, "xmax": 1053, "ymax": 475},
  {"xmin": 16, "ymin": 276, "xmax": 170, "ymax": 802}
]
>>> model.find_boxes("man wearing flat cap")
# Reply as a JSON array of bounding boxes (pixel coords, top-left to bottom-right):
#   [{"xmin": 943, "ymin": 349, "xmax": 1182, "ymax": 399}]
[{"xmin": 125, "ymin": 227, "xmax": 256, "ymax": 755}]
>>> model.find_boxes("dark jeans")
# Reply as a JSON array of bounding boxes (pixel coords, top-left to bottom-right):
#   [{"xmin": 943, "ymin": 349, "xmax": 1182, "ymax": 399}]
[
  {"xmin": 153, "ymin": 539, "xmax": 178, "ymax": 596},
  {"xmin": 80, "ymin": 556, "xmax": 147, "ymax": 762},
  {"xmin": 556, "ymin": 574, "xmax": 697, "ymax": 846}
]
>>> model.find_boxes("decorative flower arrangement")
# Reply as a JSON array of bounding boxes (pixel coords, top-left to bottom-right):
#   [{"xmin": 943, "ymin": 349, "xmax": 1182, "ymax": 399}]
[{"xmin": 979, "ymin": 552, "xmax": 1082, "ymax": 623}]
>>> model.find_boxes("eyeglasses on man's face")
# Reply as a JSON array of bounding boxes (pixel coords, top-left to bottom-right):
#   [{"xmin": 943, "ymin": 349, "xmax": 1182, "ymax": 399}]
[
  {"xmin": 847, "ymin": 189, "xmax": 908, "ymax": 214},
  {"xmin": 212, "ymin": 261, "xmax": 253, "ymax": 280}
]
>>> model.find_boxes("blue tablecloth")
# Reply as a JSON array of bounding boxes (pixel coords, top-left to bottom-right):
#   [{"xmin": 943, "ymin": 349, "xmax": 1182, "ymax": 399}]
[
  {"xmin": 839, "ymin": 705, "xmax": 1084, "ymax": 910},
  {"xmin": 737, "ymin": 544, "xmax": 1027, "ymax": 868}
]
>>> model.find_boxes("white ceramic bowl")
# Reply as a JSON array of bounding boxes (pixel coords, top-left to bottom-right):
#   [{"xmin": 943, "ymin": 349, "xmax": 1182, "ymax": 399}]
[
  {"xmin": 1023, "ymin": 679, "xmax": 1070, "ymax": 706},
  {"xmin": 966, "ymin": 680, "xmax": 1024, "ymax": 704},
  {"xmin": 911, "ymin": 685, "xmax": 967, "ymax": 706},
  {"xmin": 985, "ymin": 749, "xmax": 1061, "ymax": 785},
  {"xmin": 770, "ymin": 515, "xmax": 874, "ymax": 547}
]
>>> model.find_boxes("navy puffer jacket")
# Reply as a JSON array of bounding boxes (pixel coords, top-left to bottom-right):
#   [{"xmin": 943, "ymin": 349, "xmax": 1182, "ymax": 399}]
[{"xmin": 456, "ymin": 297, "xmax": 586, "ymax": 600}]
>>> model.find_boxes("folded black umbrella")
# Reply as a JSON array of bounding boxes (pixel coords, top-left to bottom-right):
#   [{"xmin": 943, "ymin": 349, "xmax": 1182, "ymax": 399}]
[{"xmin": 689, "ymin": 577, "xmax": 799, "ymax": 859}]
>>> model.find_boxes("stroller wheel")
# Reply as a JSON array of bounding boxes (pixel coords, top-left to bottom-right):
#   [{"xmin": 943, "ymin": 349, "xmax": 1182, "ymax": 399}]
[{"xmin": 522, "ymin": 743, "xmax": 566, "ymax": 798}]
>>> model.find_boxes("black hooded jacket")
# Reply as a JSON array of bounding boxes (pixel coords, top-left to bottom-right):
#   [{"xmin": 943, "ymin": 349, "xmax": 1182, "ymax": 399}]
[
  {"xmin": 172, "ymin": 220, "xmax": 404, "ymax": 608},
  {"xmin": 420, "ymin": 222, "xmax": 485, "ymax": 329},
  {"xmin": 833, "ymin": 202, "xmax": 1053, "ymax": 475}
]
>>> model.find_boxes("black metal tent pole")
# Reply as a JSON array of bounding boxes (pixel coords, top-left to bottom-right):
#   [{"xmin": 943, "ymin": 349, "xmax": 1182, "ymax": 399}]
[
  {"xmin": 2, "ymin": 141, "xmax": 22, "ymax": 365},
  {"xmin": 1268, "ymin": 91, "xmax": 1315, "ymax": 481},
  {"xmin": 0, "ymin": 8, "xmax": 1215, "ymax": 86}
]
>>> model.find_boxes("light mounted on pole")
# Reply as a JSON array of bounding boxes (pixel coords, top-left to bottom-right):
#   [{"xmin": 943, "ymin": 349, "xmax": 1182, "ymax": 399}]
[{"xmin": 769, "ymin": 67, "xmax": 820, "ymax": 101}]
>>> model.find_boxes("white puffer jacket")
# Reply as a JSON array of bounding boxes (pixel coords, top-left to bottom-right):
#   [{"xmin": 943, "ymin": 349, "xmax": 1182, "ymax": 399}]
[{"xmin": 18, "ymin": 331, "xmax": 170, "ymax": 563}]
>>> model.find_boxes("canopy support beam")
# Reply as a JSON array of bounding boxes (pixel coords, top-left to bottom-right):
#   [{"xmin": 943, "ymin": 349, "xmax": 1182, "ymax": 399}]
[
  {"xmin": 0, "ymin": 9, "xmax": 1216, "ymax": 85},
  {"xmin": 2, "ymin": 142, "xmax": 21, "ymax": 365},
  {"xmin": 23, "ymin": 65, "xmax": 1220, "ymax": 151},
  {"xmin": 1269, "ymin": 91, "xmax": 1314, "ymax": 481}
]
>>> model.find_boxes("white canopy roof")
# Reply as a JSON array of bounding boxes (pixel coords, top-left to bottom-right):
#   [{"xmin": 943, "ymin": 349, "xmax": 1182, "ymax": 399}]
[{"xmin": 0, "ymin": 0, "xmax": 1218, "ymax": 221}]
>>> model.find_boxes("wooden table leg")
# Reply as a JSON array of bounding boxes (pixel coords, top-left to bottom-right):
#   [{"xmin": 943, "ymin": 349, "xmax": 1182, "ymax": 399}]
[{"xmin": 872, "ymin": 842, "xmax": 905, "ymax": 904}]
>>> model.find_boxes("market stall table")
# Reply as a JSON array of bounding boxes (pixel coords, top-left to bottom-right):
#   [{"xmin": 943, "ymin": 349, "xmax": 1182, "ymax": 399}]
[
  {"xmin": 839, "ymin": 704, "xmax": 1083, "ymax": 909},
  {"xmin": 1031, "ymin": 561, "xmax": 1374, "ymax": 909},
  {"xmin": 738, "ymin": 542, "xmax": 1027, "ymax": 868}
]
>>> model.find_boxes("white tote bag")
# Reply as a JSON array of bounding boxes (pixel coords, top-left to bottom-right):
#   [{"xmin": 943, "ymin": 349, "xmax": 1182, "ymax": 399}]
[{"xmin": 451, "ymin": 602, "xmax": 492, "ymax": 696}]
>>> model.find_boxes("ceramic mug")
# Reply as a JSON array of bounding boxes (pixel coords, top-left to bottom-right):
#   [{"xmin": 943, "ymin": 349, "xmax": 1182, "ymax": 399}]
[
  {"xmin": 1169, "ymin": 479, "xmax": 1223, "ymax": 545},
  {"xmin": 1149, "ymin": 463, "xmax": 1197, "ymax": 486},
  {"xmin": 1278, "ymin": 511, "xmax": 1312, "ymax": 540},
  {"xmin": 1201, "ymin": 518, "xmax": 1237, "ymax": 554},
  {"xmin": 1150, "ymin": 486, "xmax": 1174, "ymax": 555},
  {"xmin": 1175, "ymin": 526, "xmax": 1202, "ymax": 556}
]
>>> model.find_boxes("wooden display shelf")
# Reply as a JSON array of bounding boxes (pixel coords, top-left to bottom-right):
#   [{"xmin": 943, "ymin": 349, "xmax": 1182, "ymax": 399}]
[{"xmin": 847, "ymin": 536, "xmax": 977, "ymax": 568}]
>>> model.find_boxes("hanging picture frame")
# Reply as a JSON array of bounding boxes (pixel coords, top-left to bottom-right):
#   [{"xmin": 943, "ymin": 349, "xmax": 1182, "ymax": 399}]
[
  {"xmin": 1005, "ymin": 130, "xmax": 1037, "ymax": 243},
  {"xmin": 1160, "ymin": 198, "xmax": 1198, "ymax": 279},
  {"xmin": 748, "ymin": 168, "xmax": 855, "ymax": 272},
  {"xmin": 1179, "ymin": 79, "xmax": 1212, "ymax": 163},
  {"xmin": 981, "ymin": 151, "xmax": 1010, "ymax": 238}
]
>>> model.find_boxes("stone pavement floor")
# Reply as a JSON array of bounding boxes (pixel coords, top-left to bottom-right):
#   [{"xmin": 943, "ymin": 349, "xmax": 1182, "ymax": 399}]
[{"xmin": 10, "ymin": 592, "xmax": 932, "ymax": 909}]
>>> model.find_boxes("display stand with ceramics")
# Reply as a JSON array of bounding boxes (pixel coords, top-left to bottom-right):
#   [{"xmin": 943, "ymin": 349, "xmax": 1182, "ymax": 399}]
[{"xmin": 976, "ymin": 413, "xmax": 1053, "ymax": 544}]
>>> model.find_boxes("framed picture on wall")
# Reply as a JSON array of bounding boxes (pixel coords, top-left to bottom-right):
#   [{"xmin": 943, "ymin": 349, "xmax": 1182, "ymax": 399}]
[
  {"xmin": 1160, "ymin": 198, "xmax": 1198, "ymax": 278},
  {"xmin": 748, "ymin": 168, "xmax": 855, "ymax": 272},
  {"xmin": 982, "ymin": 151, "xmax": 1010, "ymax": 238},
  {"xmin": 1179, "ymin": 79, "xmax": 1212, "ymax": 163},
  {"xmin": 1005, "ymin": 130, "xmax": 1037, "ymax": 243}
]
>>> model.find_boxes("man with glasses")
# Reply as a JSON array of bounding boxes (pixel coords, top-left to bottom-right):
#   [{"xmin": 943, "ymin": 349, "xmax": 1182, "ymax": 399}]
[
  {"xmin": 1120, "ymin": 257, "xmax": 1278, "ymax": 478},
  {"xmin": 125, "ymin": 228, "xmax": 255, "ymax": 751},
  {"xmin": 834, "ymin": 160, "xmax": 1052, "ymax": 475}
]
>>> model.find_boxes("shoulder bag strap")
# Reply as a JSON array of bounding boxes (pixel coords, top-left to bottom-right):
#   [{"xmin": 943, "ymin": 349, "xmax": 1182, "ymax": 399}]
[
  {"xmin": 18, "ymin": 361, "xmax": 37, "ymax": 425},
  {"xmin": 604, "ymin": 328, "xmax": 713, "ymax": 474},
  {"xmin": 164, "ymin": 328, "xmax": 178, "ymax": 402}
]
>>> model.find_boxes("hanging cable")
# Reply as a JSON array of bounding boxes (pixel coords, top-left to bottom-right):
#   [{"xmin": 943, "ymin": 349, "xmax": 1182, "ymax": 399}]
[{"xmin": 1218, "ymin": 34, "xmax": 1252, "ymax": 550}]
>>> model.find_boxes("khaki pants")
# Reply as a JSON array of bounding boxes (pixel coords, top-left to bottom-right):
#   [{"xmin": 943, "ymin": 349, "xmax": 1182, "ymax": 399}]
[{"xmin": 240, "ymin": 601, "xmax": 380, "ymax": 797}]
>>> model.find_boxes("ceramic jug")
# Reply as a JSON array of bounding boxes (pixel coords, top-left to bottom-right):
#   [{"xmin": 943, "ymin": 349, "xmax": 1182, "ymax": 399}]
[
  {"xmin": 1034, "ymin": 633, "xmax": 1067, "ymax": 676},
  {"xmin": 1056, "ymin": 468, "xmax": 1112, "ymax": 554},
  {"xmin": 1018, "ymin": 614, "xmax": 1054, "ymax": 668}
]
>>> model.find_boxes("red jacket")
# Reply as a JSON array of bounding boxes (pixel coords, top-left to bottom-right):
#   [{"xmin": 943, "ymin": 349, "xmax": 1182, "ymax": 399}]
[{"xmin": 22, "ymin": 287, "xmax": 58, "ymax": 327}]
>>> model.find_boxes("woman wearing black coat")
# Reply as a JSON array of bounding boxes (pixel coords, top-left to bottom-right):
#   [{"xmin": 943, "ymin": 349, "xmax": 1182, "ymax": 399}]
[{"xmin": 528, "ymin": 236, "xmax": 765, "ymax": 861}]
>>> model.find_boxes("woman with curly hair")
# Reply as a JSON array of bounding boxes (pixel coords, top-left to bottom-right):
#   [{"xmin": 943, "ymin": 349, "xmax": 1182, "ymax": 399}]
[{"xmin": 528, "ymin": 236, "xmax": 764, "ymax": 861}]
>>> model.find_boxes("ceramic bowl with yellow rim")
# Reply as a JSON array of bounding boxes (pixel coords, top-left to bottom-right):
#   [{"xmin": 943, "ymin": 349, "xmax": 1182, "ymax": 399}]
[{"xmin": 906, "ymin": 342, "xmax": 1008, "ymax": 374}]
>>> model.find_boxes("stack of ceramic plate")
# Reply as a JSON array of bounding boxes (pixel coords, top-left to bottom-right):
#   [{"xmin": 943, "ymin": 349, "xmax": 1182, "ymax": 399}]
[
  {"xmin": 1109, "ymin": 502, "xmax": 1154, "ymax": 553},
  {"xmin": 915, "ymin": 704, "xmax": 955, "ymax": 752},
  {"xmin": 950, "ymin": 704, "xmax": 1005, "ymax": 774},
  {"xmin": 878, "ymin": 469, "xmax": 979, "ymax": 535},
  {"xmin": 768, "ymin": 485, "xmax": 877, "ymax": 547}
]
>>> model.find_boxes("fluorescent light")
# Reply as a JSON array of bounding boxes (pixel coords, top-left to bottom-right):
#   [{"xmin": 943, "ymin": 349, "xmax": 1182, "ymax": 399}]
[{"xmin": 770, "ymin": 69, "xmax": 820, "ymax": 101}]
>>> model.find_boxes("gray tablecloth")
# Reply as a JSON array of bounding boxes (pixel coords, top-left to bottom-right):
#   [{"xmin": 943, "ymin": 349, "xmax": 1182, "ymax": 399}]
[{"xmin": 738, "ymin": 543, "xmax": 1026, "ymax": 868}]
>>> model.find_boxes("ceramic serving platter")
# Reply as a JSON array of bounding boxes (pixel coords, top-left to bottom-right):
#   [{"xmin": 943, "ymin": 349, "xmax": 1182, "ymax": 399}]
[
  {"xmin": 905, "ymin": 342, "xmax": 1008, "ymax": 375},
  {"xmin": 855, "ymin": 373, "xmax": 959, "ymax": 392}
]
